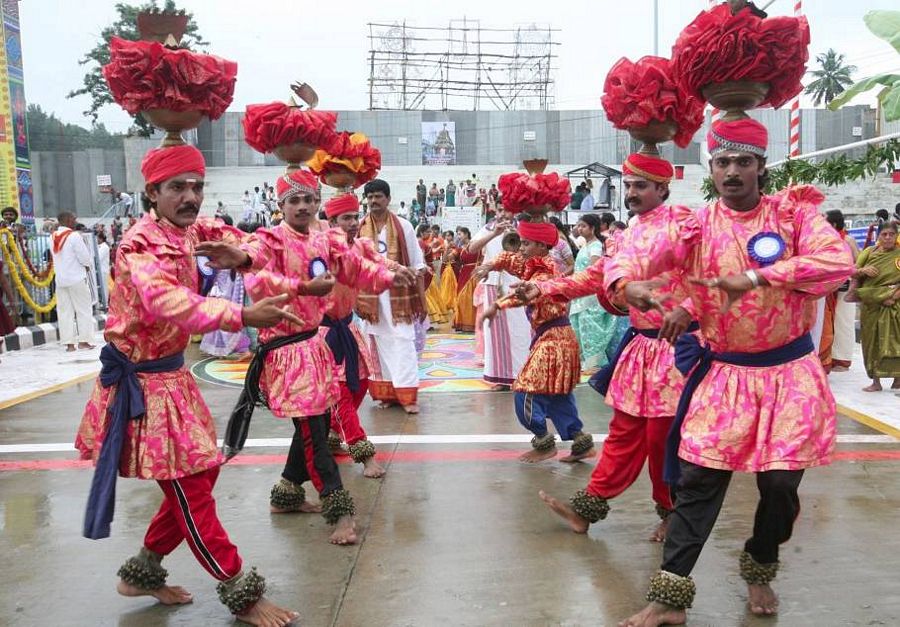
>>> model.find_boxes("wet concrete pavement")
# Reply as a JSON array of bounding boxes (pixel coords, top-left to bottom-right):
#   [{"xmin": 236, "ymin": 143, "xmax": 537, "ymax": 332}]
[{"xmin": 2, "ymin": 346, "xmax": 900, "ymax": 626}]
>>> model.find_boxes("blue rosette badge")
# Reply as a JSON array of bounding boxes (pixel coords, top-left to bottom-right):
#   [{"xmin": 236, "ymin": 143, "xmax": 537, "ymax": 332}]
[
  {"xmin": 377, "ymin": 240, "xmax": 388, "ymax": 254},
  {"xmin": 308, "ymin": 256, "xmax": 329, "ymax": 278},
  {"xmin": 747, "ymin": 232, "xmax": 785, "ymax": 267},
  {"xmin": 196, "ymin": 255, "xmax": 216, "ymax": 296}
]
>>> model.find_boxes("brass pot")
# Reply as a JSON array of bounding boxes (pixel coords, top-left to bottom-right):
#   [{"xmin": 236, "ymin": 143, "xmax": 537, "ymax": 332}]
[
  {"xmin": 523, "ymin": 158, "xmax": 548, "ymax": 175},
  {"xmin": 701, "ymin": 81, "xmax": 770, "ymax": 121},
  {"xmin": 274, "ymin": 141, "xmax": 317, "ymax": 172},
  {"xmin": 628, "ymin": 119, "xmax": 677, "ymax": 156},
  {"xmin": 323, "ymin": 165, "xmax": 356, "ymax": 191},
  {"xmin": 142, "ymin": 108, "xmax": 204, "ymax": 147}
]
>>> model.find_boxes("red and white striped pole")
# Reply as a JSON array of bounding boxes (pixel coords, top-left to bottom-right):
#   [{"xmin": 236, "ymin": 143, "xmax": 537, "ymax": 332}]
[
  {"xmin": 709, "ymin": 0, "xmax": 722, "ymax": 123},
  {"xmin": 788, "ymin": 0, "xmax": 802, "ymax": 157}
]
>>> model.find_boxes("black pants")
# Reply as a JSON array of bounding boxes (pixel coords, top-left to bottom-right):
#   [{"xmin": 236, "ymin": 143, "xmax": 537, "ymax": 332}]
[
  {"xmin": 282, "ymin": 413, "xmax": 343, "ymax": 498},
  {"xmin": 662, "ymin": 461, "xmax": 804, "ymax": 576}
]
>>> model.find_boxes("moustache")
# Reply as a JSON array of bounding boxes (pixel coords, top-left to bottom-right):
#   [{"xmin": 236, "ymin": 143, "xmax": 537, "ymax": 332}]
[
  {"xmin": 177, "ymin": 203, "xmax": 199, "ymax": 213},
  {"xmin": 625, "ymin": 197, "xmax": 640, "ymax": 207}
]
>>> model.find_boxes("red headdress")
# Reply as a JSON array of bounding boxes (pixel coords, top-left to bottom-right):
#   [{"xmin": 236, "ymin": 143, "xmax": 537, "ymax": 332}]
[
  {"xmin": 324, "ymin": 193, "xmax": 360, "ymax": 219},
  {"xmin": 242, "ymin": 102, "xmax": 338, "ymax": 153},
  {"xmin": 622, "ymin": 153, "xmax": 675, "ymax": 184},
  {"xmin": 307, "ymin": 132, "xmax": 381, "ymax": 189},
  {"xmin": 707, "ymin": 118, "xmax": 768, "ymax": 157},
  {"xmin": 276, "ymin": 169, "xmax": 318, "ymax": 203},
  {"xmin": 517, "ymin": 221, "xmax": 559, "ymax": 248},
  {"xmin": 141, "ymin": 144, "xmax": 206, "ymax": 184},
  {"xmin": 497, "ymin": 172, "xmax": 570, "ymax": 214}
]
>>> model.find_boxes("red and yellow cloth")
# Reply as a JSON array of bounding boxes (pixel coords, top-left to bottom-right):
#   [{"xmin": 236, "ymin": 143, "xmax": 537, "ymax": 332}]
[{"xmin": 622, "ymin": 152, "xmax": 675, "ymax": 184}]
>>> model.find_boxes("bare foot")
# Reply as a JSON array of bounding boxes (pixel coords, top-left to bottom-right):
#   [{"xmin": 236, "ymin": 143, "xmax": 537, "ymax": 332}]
[
  {"xmin": 78, "ymin": 342, "xmax": 96, "ymax": 350},
  {"xmin": 559, "ymin": 446, "xmax": 597, "ymax": 463},
  {"xmin": 403, "ymin": 403, "xmax": 420, "ymax": 414},
  {"xmin": 362, "ymin": 457, "xmax": 386, "ymax": 478},
  {"xmin": 329, "ymin": 515, "xmax": 357, "ymax": 545},
  {"xmin": 377, "ymin": 401, "xmax": 398, "ymax": 409},
  {"xmin": 270, "ymin": 501, "xmax": 321, "ymax": 514},
  {"xmin": 519, "ymin": 447, "xmax": 557, "ymax": 463},
  {"xmin": 863, "ymin": 383, "xmax": 882, "ymax": 392},
  {"xmin": 538, "ymin": 489, "xmax": 589, "ymax": 533},
  {"xmin": 891, "ymin": 378, "xmax": 900, "ymax": 390},
  {"xmin": 490, "ymin": 384, "xmax": 510, "ymax": 391},
  {"xmin": 649, "ymin": 517, "xmax": 669, "ymax": 543},
  {"xmin": 117, "ymin": 580, "xmax": 193, "ymax": 605},
  {"xmin": 747, "ymin": 583, "xmax": 779, "ymax": 616},
  {"xmin": 618, "ymin": 601, "xmax": 686, "ymax": 626},
  {"xmin": 236, "ymin": 596, "xmax": 299, "ymax": 626},
  {"xmin": 66, "ymin": 344, "xmax": 76, "ymax": 352}
]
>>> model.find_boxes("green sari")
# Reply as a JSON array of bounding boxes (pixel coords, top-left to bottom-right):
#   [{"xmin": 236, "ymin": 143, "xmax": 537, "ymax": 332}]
[{"xmin": 857, "ymin": 245, "xmax": 900, "ymax": 378}]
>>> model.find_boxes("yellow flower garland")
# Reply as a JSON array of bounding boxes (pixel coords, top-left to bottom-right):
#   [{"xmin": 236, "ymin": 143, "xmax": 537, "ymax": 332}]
[
  {"xmin": 0, "ymin": 228, "xmax": 55, "ymax": 288},
  {"xmin": 0, "ymin": 232, "xmax": 56, "ymax": 314}
]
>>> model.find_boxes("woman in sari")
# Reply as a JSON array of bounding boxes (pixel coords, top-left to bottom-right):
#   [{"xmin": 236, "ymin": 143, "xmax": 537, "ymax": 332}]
[
  {"xmin": 452, "ymin": 227, "xmax": 478, "ymax": 332},
  {"xmin": 570, "ymin": 214, "xmax": 620, "ymax": 369},
  {"xmin": 199, "ymin": 269, "xmax": 251, "ymax": 358},
  {"xmin": 854, "ymin": 221, "xmax": 900, "ymax": 392},
  {"xmin": 439, "ymin": 230, "xmax": 459, "ymax": 316}
]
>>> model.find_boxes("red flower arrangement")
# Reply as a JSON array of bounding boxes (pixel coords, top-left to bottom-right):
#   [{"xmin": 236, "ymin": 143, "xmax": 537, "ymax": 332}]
[
  {"xmin": 497, "ymin": 172, "xmax": 571, "ymax": 214},
  {"xmin": 103, "ymin": 37, "xmax": 237, "ymax": 119},
  {"xmin": 242, "ymin": 102, "xmax": 338, "ymax": 153},
  {"xmin": 601, "ymin": 56, "xmax": 704, "ymax": 148},
  {"xmin": 306, "ymin": 132, "xmax": 382, "ymax": 188},
  {"xmin": 671, "ymin": 4, "xmax": 810, "ymax": 109}
]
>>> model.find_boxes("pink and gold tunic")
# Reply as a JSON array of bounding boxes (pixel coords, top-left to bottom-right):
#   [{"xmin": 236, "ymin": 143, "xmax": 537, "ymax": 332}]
[
  {"xmin": 242, "ymin": 225, "xmax": 393, "ymax": 418},
  {"xmin": 76, "ymin": 216, "xmax": 245, "ymax": 480},
  {"xmin": 539, "ymin": 204, "xmax": 697, "ymax": 418},
  {"xmin": 493, "ymin": 252, "xmax": 581, "ymax": 395},
  {"xmin": 605, "ymin": 186, "xmax": 855, "ymax": 472}
]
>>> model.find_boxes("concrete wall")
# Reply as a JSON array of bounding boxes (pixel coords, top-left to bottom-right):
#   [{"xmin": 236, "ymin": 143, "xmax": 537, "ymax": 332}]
[{"xmin": 31, "ymin": 148, "xmax": 126, "ymax": 218}]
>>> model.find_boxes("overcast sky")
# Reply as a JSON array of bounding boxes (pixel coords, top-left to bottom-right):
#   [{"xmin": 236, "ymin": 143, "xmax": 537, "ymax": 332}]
[{"xmin": 20, "ymin": 0, "xmax": 900, "ymax": 132}]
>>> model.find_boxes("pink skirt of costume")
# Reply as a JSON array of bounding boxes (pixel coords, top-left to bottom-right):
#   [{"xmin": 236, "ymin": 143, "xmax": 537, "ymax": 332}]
[
  {"xmin": 606, "ymin": 334, "xmax": 686, "ymax": 418},
  {"xmin": 260, "ymin": 334, "xmax": 339, "ymax": 418},
  {"xmin": 76, "ymin": 369, "xmax": 222, "ymax": 480},
  {"xmin": 679, "ymin": 353, "xmax": 836, "ymax": 473}
]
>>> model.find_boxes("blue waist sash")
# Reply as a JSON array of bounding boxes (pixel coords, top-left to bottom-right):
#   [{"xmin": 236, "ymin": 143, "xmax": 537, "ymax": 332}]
[
  {"xmin": 83, "ymin": 344, "xmax": 185, "ymax": 540},
  {"xmin": 664, "ymin": 332, "xmax": 815, "ymax": 484},
  {"xmin": 588, "ymin": 322, "xmax": 700, "ymax": 396},
  {"xmin": 530, "ymin": 315, "xmax": 570, "ymax": 349},
  {"xmin": 322, "ymin": 314, "xmax": 361, "ymax": 393}
]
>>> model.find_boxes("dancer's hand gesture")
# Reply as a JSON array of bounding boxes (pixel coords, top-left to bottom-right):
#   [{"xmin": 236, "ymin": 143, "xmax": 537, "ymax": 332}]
[
  {"xmin": 195, "ymin": 241, "xmax": 250, "ymax": 270},
  {"xmin": 659, "ymin": 306, "xmax": 692, "ymax": 344},
  {"xmin": 622, "ymin": 279, "xmax": 669, "ymax": 314},
  {"xmin": 302, "ymin": 272, "xmax": 336, "ymax": 297},
  {"xmin": 392, "ymin": 266, "xmax": 416, "ymax": 288},
  {"xmin": 242, "ymin": 294, "xmax": 303, "ymax": 328},
  {"xmin": 511, "ymin": 281, "xmax": 541, "ymax": 304},
  {"xmin": 691, "ymin": 274, "xmax": 759, "ymax": 312},
  {"xmin": 482, "ymin": 303, "xmax": 500, "ymax": 322},
  {"xmin": 473, "ymin": 263, "xmax": 493, "ymax": 281}
]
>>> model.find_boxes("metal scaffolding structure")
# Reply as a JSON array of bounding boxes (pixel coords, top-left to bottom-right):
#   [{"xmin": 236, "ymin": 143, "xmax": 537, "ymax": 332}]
[{"xmin": 367, "ymin": 19, "xmax": 559, "ymax": 111}]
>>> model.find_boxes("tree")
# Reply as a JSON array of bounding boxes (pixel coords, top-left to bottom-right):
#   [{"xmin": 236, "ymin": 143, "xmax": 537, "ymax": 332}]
[
  {"xmin": 26, "ymin": 104, "xmax": 124, "ymax": 152},
  {"xmin": 804, "ymin": 49, "xmax": 856, "ymax": 106},
  {"xmin": 66, "ymin": 0, "xmax": 207, "ymax": 137}
]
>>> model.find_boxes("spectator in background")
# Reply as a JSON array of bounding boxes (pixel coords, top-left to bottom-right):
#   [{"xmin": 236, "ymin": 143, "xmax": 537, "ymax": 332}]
[
  {"xmin": 118, "ymin": 192, "xmax": 134, "ymax": 216},
  {"xmin": 96, "ymin": 232, "xmax": 111, "ymax": 308},
  {"xmin": 863, "ymin": 209, "xmax": 890, "ymax": 249},
  {"xmin": 547, "ymin": 216, "xmax": 575, "ymax": 276},
  {"xmin": 446, "ymin": 179, "xmax": 457, "ymax": 206},
  {"xmin": 823, "ymin": 210, "xmax": 860, "ymax": 372},
  {"xmin": 489, "ymin": 184, "xmax": 499, "ymax": 210},
  {"xmin": 569, "ymin": 183, "xmax": 585, "ymax": 210},
  {"xmin": 398, "ymin": 200, "xmax": 409, "ymax": 219},
  {"xmin": 580, "ymin": 184, "xmax": 595, "ymax": 211},
  {"xmin": 464, "ymin": 179, "xmax": 477, "ymax": 206},
  {"xmin": 416, "ymin": 179, "xmax": 427, "ymax": 210},
  {"xmin": 50, "ymin": 211, "xmax": 95, "ymax": 351},
  {"xmin": 439, "ymin": 187, "xmax": 446, "ymax": 208},
  {"xmin": 429, "ymin": 182, "xmax": 440, "ymax": 208},
  {"xmin": 1, "ymin": 206, "xmax": 17, "ymax": 226}
]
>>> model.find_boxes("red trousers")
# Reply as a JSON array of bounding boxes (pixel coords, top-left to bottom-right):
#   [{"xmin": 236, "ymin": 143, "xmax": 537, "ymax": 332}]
[
  {"xmin": 330, "ymin": 379, "xmax": 369, "ymax": 445},
  {"xmin": 585, "ymin": 408, "xmax": 674, "ymax": 510},
  {"xmin": 143, "ymin": 466, "xmax": 242, "ymax": 582}
]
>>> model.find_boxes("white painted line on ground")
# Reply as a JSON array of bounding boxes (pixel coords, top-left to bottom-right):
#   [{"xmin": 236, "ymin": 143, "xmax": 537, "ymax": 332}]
[{"xmin": 0, "ymin": 433, "xmax": 895, "ymax": 454}]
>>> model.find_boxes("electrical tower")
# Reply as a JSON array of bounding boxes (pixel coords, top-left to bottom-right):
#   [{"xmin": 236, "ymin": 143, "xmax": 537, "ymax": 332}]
[{"xmin": 367, "ymin": 19, "xmax": 559, "ymax": 111}]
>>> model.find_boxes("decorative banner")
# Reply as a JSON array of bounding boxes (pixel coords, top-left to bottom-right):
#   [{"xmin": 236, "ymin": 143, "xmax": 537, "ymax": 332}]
[
  {"xmin": 422, "ymin": 121, "xmax": 456, "ymax": 166},
  {"xmin": 0, "ymin": 3, "xmax": 31, "ymax": 225}
]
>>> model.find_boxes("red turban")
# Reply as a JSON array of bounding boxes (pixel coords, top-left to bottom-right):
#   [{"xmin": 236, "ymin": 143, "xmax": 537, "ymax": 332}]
[
  {"xmin": 517, "ymin": 221, "xmax": 558, "ymax": 248},
  {"xmin": 324, "ymin": 193, "xmax": 360, "ymax": 218},
  {"xmin": 622, "ymin": 153, "xmax": 674, "ymax": 184},
  {"xmin": 707, "ymin": 118, "xmax": 768, "ymax": 157},
  {"xmin": 276, "ymin": 169, "xmax": 318, "ymax": 202},
  {"xmin": 141, "ymin": 145, "xmax": 206, "ymax": 185}
]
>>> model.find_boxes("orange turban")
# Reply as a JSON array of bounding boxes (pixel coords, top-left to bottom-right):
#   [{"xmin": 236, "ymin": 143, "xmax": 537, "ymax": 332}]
[
  {"xmin": 622, "ymin": 153, "xmax": 675, "ymax": 184},
  {"xmin": 141, "ymin": 145, "xmax": 206, "ymax": 185},
  {"xmin": 517, "ymin": 221, "xmax": 558, "ymax": 247}
]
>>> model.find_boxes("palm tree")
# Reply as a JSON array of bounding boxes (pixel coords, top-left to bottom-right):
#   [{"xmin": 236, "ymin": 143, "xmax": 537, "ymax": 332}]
[{"xmin": 805, "ymin": 49, "xmax": 857, "ymax": 106}]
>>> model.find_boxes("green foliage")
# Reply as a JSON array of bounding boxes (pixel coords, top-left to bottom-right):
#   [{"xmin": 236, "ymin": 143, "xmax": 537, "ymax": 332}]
[
  {"xmin": 828, "ymin": 11, "xmax": 900, "ymax": 121},
  {"xmin": 66, "ymin": 0, "xmax": 207, "ymax": 137},
  {"xmin": 804, "ymin": 49, "xmax": 856, "ymax": 106},
  {"xmin": 702, "ymin": 140, "xmax": 900, "ymax": 200},
  {"xmin": 26, "ymin": 104, "xmax": 125, "ymax": 151}
]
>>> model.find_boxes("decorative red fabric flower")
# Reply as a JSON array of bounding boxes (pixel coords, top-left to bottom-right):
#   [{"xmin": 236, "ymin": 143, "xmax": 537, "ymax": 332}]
[
  {"xmin": 242, "ymin": 102, "xmax": 338, "ymax": 153},
  {"xmin": 103, "ymin": 37, "xmax": 237, "ymax": 119},
  {"xmin": 497, "ymin": 172, "xmax": 571, "ymax": 214},
  {"xmin": 601, "ymin": 56, "xmax": 704, "ymax": 148},
  {"xmin": 307, "ymin": 132, "xmax": 382, "ymax": 188},
  {"xmin": 672, "ymin": 4, "xmax": 809, "ymax": 109}
]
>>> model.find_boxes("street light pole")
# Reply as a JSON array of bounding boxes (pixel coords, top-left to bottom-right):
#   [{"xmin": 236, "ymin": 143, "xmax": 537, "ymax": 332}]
[{"xmin": 653, "ymin": 0, "xmax": 659, "ymax": 55}]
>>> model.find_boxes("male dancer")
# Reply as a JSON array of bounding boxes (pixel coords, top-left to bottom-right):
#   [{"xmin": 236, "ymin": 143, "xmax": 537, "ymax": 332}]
[
  {"xmin": 479, "ymin": 220, "xmax": 595, "ymax": 463},
  {"xmin": 201, "ymin": 171, "xmax": 408, "ymax": 545},
  {"xmin": 76, "ymin": 144, "xmax": 300, "ymax": 626},
  {"xmin": 516, "ymin": 153, "xmax": 696, "ymax": 541},
  {"xmin": 615, "ymin": 119, "xmax": 854, "ymax": 625},
  {"xmin": 322, "ymin": 192, "xmax": 415, "ymax": 477}
]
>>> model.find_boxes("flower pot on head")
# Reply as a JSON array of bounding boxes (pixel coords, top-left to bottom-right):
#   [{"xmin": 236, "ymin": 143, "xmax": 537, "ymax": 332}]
[
  {"xmin": 702, "ymin": 81, "xmax": 770, "ymax": 121},
  {"xmin": 142, "ymin": 108, "xmax": 204, "ymax": 147},
  {"xmin": 523, "ymin": 159, "xmax": 548, "ymax": 175},
  {"xmin": 274, "ymin": 141, "xmax": 318, "ymax": 172},
  {"xmin": 628, "ymin": 119, "xmax": 677, "ymax": 156},
  {"xmin": 323, "ymin": 165, "xmax": 356, "ymax": 193}
]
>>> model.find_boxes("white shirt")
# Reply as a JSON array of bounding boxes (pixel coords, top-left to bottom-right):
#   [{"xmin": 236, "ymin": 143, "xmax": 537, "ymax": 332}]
[
  {"xmin": 51, "ymin": 228, "xmax": 93, "ymax": 288},
  {"xmin": 97, "ymin": 242, "xmax": 111, "ymax": 280},
  {"xmin": 580, "ymin": 193, "xmax": 595, "ymax": 211}
]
